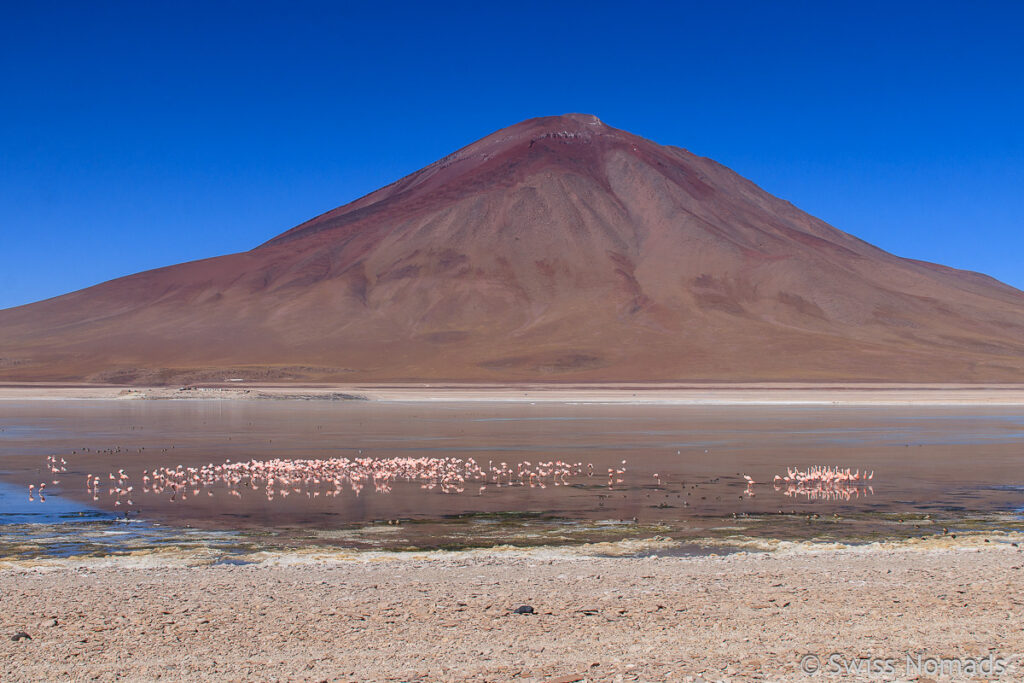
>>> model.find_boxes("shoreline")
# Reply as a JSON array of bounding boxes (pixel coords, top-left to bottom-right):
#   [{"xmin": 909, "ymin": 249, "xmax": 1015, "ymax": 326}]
[
  {"xmin": 3, "ymin": 536, "xmax": 1023, "ymax": 681},
  {"xmin": 5, "ymin": 382, "xmax": 1024, "ymax": 405},
  {"xmin": 2, "ymin": 528, "xmax": 1022, "ymax": 570}
]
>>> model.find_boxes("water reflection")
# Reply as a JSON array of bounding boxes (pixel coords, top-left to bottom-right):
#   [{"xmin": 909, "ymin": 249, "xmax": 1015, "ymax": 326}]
[{"xmin": 2, "ymin": 400, "xmax": 1024, "ymax": 556}]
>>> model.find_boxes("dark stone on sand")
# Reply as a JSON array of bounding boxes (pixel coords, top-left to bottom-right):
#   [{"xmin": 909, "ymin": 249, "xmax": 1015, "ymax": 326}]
[
  {"xmin": 11, "ymin": 631, "xmax": 31, "ymax": 641},
  {"xmin": 513, "ymin": 605, "xmax": 534, "ymax": 614}
]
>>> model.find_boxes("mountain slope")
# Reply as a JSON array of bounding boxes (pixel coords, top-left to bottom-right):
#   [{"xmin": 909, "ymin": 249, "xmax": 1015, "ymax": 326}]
[{"xmin": 2, "ymin": 113, "xmax": 1023, "ymax": 383}]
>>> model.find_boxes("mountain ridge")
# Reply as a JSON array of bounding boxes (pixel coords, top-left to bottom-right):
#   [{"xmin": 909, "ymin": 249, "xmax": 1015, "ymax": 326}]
[{"xmin": 2, "ymin": 114, "xmax": 1023, "ymax": 384}]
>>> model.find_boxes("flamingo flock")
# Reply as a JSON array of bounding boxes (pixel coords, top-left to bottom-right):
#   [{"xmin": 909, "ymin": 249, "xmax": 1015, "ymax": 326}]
[
  {"xmin": 29, "ymin": 451, "xmax": 877, "ymax": 507},
  {"xmin": 86, "ymin": 469, "xmax": 134, "ymax": 506},
  {"xmin": 27, "ymin": 455, "xmax": 70, "ymax": 501},
  {"xmin": 81, "ymin": 456, "xmax": 596, "ymax": 505},
  {"xmin": 774, "ymin": 465, "xmax": 874, "ymax": 486},
  {"xmin": 771, "ymin": 465, "xmax": 875, "ymax": 501}
]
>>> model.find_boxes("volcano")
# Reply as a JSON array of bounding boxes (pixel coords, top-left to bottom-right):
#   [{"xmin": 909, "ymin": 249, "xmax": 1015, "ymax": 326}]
[{"xmin": 2, "ymin": 113, "xmax": 1023, "ymax": 383}]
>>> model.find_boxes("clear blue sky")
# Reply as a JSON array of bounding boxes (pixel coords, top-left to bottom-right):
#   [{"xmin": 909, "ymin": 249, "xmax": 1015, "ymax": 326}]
[{"xmin": 2, "ymin": 1, "xmax": 1022, "ymax": 309}]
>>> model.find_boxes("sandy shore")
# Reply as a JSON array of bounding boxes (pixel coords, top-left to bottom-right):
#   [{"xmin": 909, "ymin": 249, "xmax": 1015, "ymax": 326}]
[
  {"xmin": 5, "ymin": 382, "xmax": 1024, "ymax": 404},
  {"xmin": 3, "ymin": 538, "xmax": 1023, "ymax": 682}
]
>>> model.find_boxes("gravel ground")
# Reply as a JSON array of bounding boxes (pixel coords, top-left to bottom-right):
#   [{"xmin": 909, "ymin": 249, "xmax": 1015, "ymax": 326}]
[{"xmin": 2, "ymin": 538, "xmax": 1024, "ymax": 682}]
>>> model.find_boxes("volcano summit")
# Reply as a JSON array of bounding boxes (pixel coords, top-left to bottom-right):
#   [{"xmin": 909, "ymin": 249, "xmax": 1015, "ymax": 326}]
[{"xmin": 3, "ymin": 114, "xmax": 1023, "ymax": 383}]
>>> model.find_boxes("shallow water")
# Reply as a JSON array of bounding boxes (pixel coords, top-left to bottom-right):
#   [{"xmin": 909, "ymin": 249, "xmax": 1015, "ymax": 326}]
[{"xmin": 2, "ymin": 400, "xmax": 1024, "ymax": 557}]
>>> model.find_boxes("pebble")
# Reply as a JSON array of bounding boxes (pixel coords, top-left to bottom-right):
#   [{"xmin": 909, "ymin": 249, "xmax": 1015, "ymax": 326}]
[
  {"xmin": 2, "ymin": 544, "xmax": 1022, "ymax": 680},
  {"xmin": 11, "ymin": 631, "xmax": 31, "ymax": 642},
  {"xmin": 513, "ymin": 605, "xmax": 535, "ymax": 615}
]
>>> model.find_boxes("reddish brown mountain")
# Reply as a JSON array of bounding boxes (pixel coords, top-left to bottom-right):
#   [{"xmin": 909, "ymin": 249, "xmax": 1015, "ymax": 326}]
[{"xmin": 2, "ymin": 113, "xmax": 1024, "ymax": 383}]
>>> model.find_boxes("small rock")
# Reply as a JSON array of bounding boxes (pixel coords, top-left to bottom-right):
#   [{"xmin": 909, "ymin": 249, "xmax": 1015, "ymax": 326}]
[
  {"xmin": 11, "ymin": 631, "xmax": 31, "ymax": 642},
  {"xmin": 513, "ymin": 605, "xmax": 535, "ymax": 614}
]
